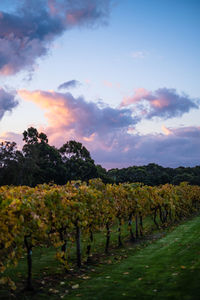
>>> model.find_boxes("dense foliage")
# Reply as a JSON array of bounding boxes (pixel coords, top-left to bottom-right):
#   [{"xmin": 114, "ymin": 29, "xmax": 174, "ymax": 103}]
[
  {"xmin": 0, "ymin": 180, "xmax": 200, "ymax": 290},
  {"xmin": 108, "ymin": 163, "xmax": 200, "ymax": 186}
]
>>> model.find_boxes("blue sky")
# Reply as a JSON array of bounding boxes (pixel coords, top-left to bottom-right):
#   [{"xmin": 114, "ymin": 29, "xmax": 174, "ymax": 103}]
[{"xmin": 0, "ymin": 0, "xmax": 200, "ymax": 168}]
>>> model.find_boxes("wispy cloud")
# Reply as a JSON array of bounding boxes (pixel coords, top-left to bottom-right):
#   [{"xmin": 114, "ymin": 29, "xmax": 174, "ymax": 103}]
[
  {"xmin": 0, "ymin": 0, "xmax": 112, "ymax": 75},
  {"xmin": 103, "ymin": 80, "xmax": 121, "ymax": 89},
  {"xmin": 58, "ymin": 80, "xmax": 81, "ymax": 90},
  {"xmin": 130, "ymin": 50, "xmax": 148, "ymax": 59},
  {"xmin": 103, "ymin": 80, "xmax": 113, "ymax": 88}
]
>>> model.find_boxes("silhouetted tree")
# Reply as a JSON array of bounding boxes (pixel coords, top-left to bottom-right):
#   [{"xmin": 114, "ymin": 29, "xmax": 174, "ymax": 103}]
[{"xmin": 59, "ymin": 140, "xmax": 98, "ymax": 182}]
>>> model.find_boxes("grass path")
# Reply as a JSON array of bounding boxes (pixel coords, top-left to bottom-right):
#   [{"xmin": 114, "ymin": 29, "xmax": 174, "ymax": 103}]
[
  {"xmin": 66, "ymin": 215, "xmax": 200, "ymax": 300},
  {"xmin": 1, "ymin": 215, "xmax": 200, "ymax": 299}
]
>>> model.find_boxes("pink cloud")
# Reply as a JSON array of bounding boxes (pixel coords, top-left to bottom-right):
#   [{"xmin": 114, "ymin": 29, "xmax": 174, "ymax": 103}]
[
  {"xmin": 17, "ymin": 88, "xmax": 200, "ymax": 169},
  {"xmin": 48, "ymin": 0, "xmax": 59, "ymax": 16},
  {"xmin": 103, "ymin": 80, "xmax": 113, "ymax": 88},
  {"xmin": 121, "ymin": 88, "xmax": 150, "ymax": 107},
  {"xmin": 131, "ymin": 50, "xmax": 148, "ymax": 59},
  {"xmin": 18, "ymin": 89, "xmax": 138, "ymax": 150},
  {"xmin": 0, "ymin": 131, "xmax": 23, "ymax": 149},
  {"xmin": 0, "ymin": 0, "xmax": 112, "ymax": 75},
  {"xmin": 121, "ymin": 87, "xmax": 199, "ymax": 119},
  {"xmin": 92, "ymin": 126, "xmax": 200, "ymax": 169}
]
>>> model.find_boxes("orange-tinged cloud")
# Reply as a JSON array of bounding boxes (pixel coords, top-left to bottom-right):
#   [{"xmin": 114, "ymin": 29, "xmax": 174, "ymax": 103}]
[
  {"xmin": 18, "ymin": 89, "xmax": 136, "ymax": 151},
  {"xmin": 18, "ymin": 89, "xmax": 75, "ymax": 128},
  {"xmin": 162, "ymin": 125, "xmax": 172, "ymax": 136},
  {"xmin": 17, "ymin": 88, "xmax": 200, "ymax": 169},
  {"xmin": 83, "ymin": 133, "xmax": 96, "ymax": 142}
]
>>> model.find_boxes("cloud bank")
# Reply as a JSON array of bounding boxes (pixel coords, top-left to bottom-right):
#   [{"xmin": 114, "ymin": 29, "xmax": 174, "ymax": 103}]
[
  {"xmin": 93, "ymin": 126, "xmax": 200, "ymax": 169},
  {"xmin": 121, "ymin": 88, "xmax": 199, "ymax": 119},
  {"xmin": 17, "ymin": 88, "xmax": 200, "ymax": 168},
  {"xmin": 0, "ymin": 0, "xmax": 111, "ymax": 75},
  {"xmin": 0, "ymin": 87, "xmax": 18, "ymax": 120}
]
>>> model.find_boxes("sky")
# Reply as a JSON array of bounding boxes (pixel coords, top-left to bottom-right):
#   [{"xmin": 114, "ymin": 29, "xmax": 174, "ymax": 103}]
[{"xmin": 0, "ymin": 0, "xmax": 200, "ymax": 169}]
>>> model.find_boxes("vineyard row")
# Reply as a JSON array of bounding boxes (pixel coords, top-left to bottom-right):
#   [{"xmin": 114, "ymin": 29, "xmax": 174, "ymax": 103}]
[{"xmin": 0, "ymin": 179, "xmax": 200, "ymax": 290}]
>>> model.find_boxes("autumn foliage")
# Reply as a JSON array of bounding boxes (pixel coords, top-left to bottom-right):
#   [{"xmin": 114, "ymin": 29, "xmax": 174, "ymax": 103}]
[{"xmin": 0, "ymin": 180, "xmax": 200, "ymax": 290}]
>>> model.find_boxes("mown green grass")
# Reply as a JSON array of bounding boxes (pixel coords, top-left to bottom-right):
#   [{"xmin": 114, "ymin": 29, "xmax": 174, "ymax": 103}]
[
  {"xmin": 66, "ymin": 215, "xmax": 200, "ymax": 300},
  {"xmin": 1, "ymin": 215, "xmax": 200, "ymax": 299}
]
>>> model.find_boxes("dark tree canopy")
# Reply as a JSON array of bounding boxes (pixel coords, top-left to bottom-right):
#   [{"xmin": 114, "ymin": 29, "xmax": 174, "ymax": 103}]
[
  {"xmin": 0, "ymin": 141, "xmax": 23, "ymax": 185},
  {"xmin": 23, "ymin": 127, "xmax": 48, "ymax": 145},
  {"xmin": 59, "ymin": 140, "xmax": 91, "ymax": 162},
  {"xmin": 59, "ymin": 140, "xmax": 98, "ymax": 182},
  {"xmin": 108, "ymin": 163, "xmax": 200, "ymax": 186}
]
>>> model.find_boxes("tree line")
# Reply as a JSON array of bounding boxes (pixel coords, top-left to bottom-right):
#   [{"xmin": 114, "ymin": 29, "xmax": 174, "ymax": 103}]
[
  {"xmin": 0, "ymin": 127, "xmax": 199, "ymax": 186},
  {"xmin": 108, "ymin": 163, "xmax": 200, "ymax": 186}
]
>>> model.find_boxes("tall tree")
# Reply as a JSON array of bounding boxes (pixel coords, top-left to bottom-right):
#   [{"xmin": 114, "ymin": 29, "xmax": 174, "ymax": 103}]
[
  {"xmin": 22, "ymin": 127, "xmax": 66, "ymax": 186},
  {"xmin": 59, "ymin": 140, "xmax": 98, "ymax": 181}
]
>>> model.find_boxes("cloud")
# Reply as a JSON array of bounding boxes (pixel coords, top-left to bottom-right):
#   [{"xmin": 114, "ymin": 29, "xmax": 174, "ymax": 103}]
[
  {"xmin": 121, "ymin": 88, "xmax": 199, "ymax": 120},
  {"xmin": 131, "ymin": 51, "xmax": 148, "ymax": 59},
  {"xmin": 161, "ymin": 125, "xmax": 172, "ymax": 136},
  {"xmin": 0, "ymin": 0, "xmax": 112, "ymax": 75},
  {"xmin": 0, "ymin": 87, "xmax": 18, "ymax": 120},
  {"xmin": 92, "ymin": 126, "xmax": 200, "ymax": 169},
  {"xmin": 0, "ymin": 131, "xmax": 23, "ymax": 148},
  {"xmin": 122, "ymin": 88, "xmax": 150, "ymax": 106},
  {"xmin": 17, "ymin": 88, "xmax": 200, "ymax": 169},
  {"xmin": 103, "ymin": 80, "xmax": 113, "ymax": 88},
  {"xmin": 18, "ymin": 89, "xmax": 139, "ymax": 144},
  {"xmin": 58, "ymin": 80, "xmax": 81, "ymax": 90},
  {"xmin": 103, "ymin": 81, "xmax": 121, "ymax": 89}
]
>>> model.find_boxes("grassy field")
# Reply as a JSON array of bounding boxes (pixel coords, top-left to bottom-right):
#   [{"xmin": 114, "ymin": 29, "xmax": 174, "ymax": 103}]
[{"xmin": 1, "ymin": 215, "xmax": 200, "ymax": 299}]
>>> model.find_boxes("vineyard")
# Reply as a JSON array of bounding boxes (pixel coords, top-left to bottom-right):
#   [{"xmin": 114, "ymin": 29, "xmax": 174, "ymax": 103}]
[{"xmin": 0, "ymin": 179, "xmax": 200, "ymax": 291}]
